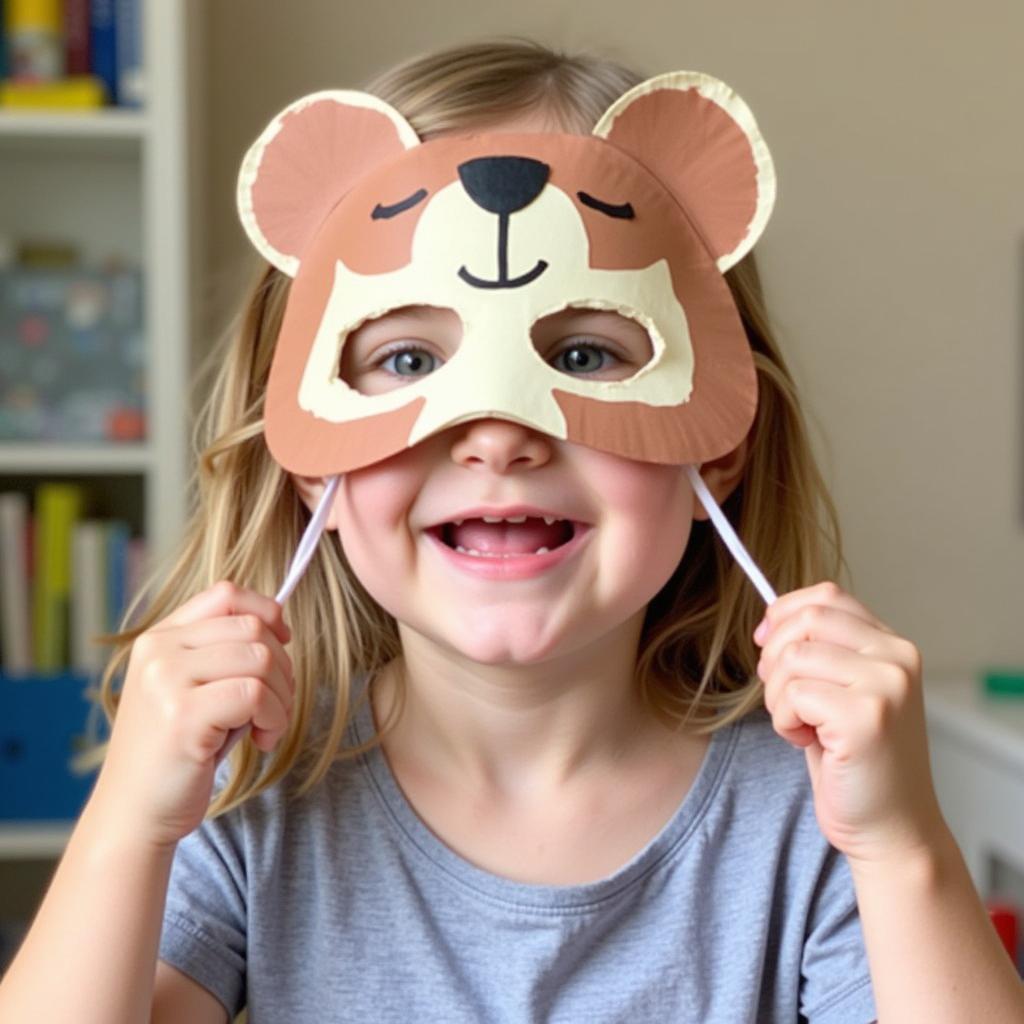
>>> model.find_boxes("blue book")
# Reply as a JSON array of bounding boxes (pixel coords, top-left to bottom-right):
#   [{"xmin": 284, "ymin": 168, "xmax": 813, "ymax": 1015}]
[
  {"xmin": 116, "ymin": 0, "xmax": 144, "ymax": 108},
  {"xmin": 105, "ymin": 520, "xmax": 130, "ymax": 633},
  {"xmin": 90, "ymin": 0, "xmax": 119, "ymax": 105},
  {"xmin": 0, "ymin": 0, "xmax": 7, "ymax": 81},
  {"xmin": 0, "ymin": 671, "xmax": 99, "ymax": 821}
]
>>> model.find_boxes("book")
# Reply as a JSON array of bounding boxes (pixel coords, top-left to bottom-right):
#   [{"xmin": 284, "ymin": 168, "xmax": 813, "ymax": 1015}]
[
  {"xmin": 126, "ymin": 534, "xmax": 148, "ymax": 614},
  {"xmin": 89, "ymin": 0, "xmax": 118, "ymax": 105},
  {"xmin": 105, "ymin": 518, "xmax": 129, "ymax": 633},
  {"xmin": 0, "ymin": 491, "xmax": 32, "ymax": 674},
  {"xmin": 0, "ymin": 0, "xmax": 7, "ymax": 81},
  {"xmin": 65, "ymin": 0, "xmax": 91, "ymax": 76},
  {"xmin": 32, "ymin": 482, "xmax": 85, "ymax": 672},
  {"xmin": 71, "ymin": 518, "xmax": 109, "ymax": 675},
  {"xmin": 0, "ymin": 75, "xmax": 106, "ymax": 108},
  {"xmin": 116, "ymin": 0, "xmax": 144, "ymax": 108},
  {"xmin": 5, "ymin": 0, "xmax": 64, "ymax": 81}
]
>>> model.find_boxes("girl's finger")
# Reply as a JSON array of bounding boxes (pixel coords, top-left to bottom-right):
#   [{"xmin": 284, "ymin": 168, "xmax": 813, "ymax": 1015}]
[
  {"xmin": 757, "ymin": 605, "xmax": 915, "ymax": 682},
  {"xmin": 182, "ymin": 676, "xmax": 292, "ymax": 760},
  {"xmin": 758, "ymin": 581, "xmax": 894, "ymax": 639},
  {"xmin": 767, "ymin": 679, "xmax": 820, "ymax": 747},
  {"xmin": 762, "ymin": 641, "xmax": 852, "ymax": 720},
  {"xmin": 781, "ymin": 678, "xmax": 890, "ymax": 754},
  {"xmin": 157, "ymin": 580, "xmax": 290, "ymax": 645},
  {"xmin": 175, "ymin": 614, "xmax": 293, "ymax": 694},
  {"xmin": 762, "ymin": 641, "xmax": 908, "ymax": 716},
  {"xmin": 175, "ymin": 641, "xmax": 294, "ymax": 715}
]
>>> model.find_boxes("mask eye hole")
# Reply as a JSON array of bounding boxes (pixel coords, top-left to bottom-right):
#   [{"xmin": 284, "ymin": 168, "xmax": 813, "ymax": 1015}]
[
  {"xmin": 530, "ymin": 307, "xmax": 654, "ymax": 381},
  {"xmin": 338, "ymin": 304, "xmax": 462, "ymax": 395}
]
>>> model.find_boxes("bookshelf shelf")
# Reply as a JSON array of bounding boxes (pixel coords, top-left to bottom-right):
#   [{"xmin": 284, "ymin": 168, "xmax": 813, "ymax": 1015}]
[
  {"xmin": 0, "ymin": 443, "xmax": 151, "ymax": 474},
  {"xmin": 0, "ymin": 823, "xmax": 72, "ymax": 860},
  {"xmin": 0, "ymin": 109, "xmax": 147, "ymax": 157},
  {"xmin": 0, "ymin": 108, "xmax": 147, "ymax": 137},
  {"xmin": 0, "ymin": 0, "xmax": 201, "ymax": 881}
]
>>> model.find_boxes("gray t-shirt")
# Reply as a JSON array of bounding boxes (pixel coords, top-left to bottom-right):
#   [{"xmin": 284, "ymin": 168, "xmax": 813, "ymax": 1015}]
[{"xmin": 159, "ymin": 677, "xmax": 877, "ymax": 1022}]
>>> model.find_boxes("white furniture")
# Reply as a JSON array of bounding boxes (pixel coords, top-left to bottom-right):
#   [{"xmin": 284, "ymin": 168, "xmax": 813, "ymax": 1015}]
[
  {"xmin": 925, "ymin": 677, "xmax": 1024, "ymax": 896},
  {"xmin": 0, "ymin": 3, "xmax": 201, "ymax": 867}
]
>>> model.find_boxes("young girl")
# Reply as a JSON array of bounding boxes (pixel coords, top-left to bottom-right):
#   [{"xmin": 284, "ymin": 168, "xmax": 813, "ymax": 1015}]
[{"xmin": 2, "ymin": 38, "xmax": 1021, "ymax": 1024}]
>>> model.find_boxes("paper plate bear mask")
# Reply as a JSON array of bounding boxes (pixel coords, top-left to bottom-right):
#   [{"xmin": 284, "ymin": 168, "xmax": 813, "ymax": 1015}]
[{"xmin": 237, "ymin": 70, "xmax": 776, "ymax": 477}]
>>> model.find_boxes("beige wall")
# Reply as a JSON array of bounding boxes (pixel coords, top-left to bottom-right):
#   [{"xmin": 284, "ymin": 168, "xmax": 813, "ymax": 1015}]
[{"xmin": 197, "ymin": 1, "xmax": 1024, "ymax": 678}]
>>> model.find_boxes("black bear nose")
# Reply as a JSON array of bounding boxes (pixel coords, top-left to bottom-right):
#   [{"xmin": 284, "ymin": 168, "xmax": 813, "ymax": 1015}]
[{"xmin": 457, "ymin": 156, "xmax": 550, "ymax": 216}]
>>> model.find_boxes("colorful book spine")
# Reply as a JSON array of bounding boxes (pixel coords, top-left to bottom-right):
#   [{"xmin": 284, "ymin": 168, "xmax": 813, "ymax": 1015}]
[
  {"xmin": 116, "ymin": 0, "xmax": 144, "ymax": 108},
  {"xmin": 126, "ymin": 534, "xmax": 148, "ymax": 618},
  {"xmin": 0, "ymin": 492, "xmax": 31, "ymax": 675},
  {"xmin": 31, "ymin": 482, "xmax": 85, "ymax": 672},
  {"xmin": 5, "ymin": 0, "xmax": 64, "ymax": 80},
  {"xmin": 89, "ymin": 0, "xmax": 118, "ymax": 104},
  {"xmin": 64, "ymin": 0, "xmax": 92, "ymax": 76},
  {"xmin": 105, "ymin": 518, "xmax": 129, "ymax": 633},
  {"xmin": 71, "ymin": 518, "xmax": 109, "ymax": 675},
  {"xmin": 0, "ymin": 0, "xmax": 7, "ymax": 80},
  {"xmin": 0, "ymin": 76, "xmax": 106, "ymax": 108}
]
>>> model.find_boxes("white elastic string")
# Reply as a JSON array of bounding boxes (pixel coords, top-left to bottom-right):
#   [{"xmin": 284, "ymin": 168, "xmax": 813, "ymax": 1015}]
[
  {"xmin": 684, "ymin": 464, "xmax": 777, "ymax": 607},
  {"xmin": 217, "ymin": 474, "xmax": 342, "ymax": 763},
  {"xmin": 274, "ymin": 474, "xmax": 342, "ymax": 605}
]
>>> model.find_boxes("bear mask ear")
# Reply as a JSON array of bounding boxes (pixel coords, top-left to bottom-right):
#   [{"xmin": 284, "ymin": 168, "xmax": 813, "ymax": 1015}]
[
  {"xmin": 237, "ymin": 90, "xmax": 421, "ymax": 277},
  {"xmin": 593, "ymin": 71, "xmax": 775, "ymax": 273}
]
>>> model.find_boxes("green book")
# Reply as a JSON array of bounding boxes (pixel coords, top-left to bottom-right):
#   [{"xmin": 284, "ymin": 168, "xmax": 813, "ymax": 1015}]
[{"xmin": 32, "ymin": 482, "xmax": 86, "ymax": 672}]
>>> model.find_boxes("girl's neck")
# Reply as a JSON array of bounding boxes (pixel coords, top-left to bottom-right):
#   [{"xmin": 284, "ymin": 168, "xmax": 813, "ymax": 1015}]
[{"xmin": 370, "ymin": 610, "xmax": 680, "ymax": 801}]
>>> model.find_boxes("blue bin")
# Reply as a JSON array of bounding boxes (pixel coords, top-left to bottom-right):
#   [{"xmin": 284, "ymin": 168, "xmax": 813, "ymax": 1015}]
[{"xmin": 0, "ymin": 672, "xmax": 105, "ymax": 821}]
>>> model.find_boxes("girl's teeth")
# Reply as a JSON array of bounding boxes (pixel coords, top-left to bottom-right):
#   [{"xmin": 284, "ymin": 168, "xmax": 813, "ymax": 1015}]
[{"xmin": 453, "ymin": 545, "xmax": 551, "ymax": 557}]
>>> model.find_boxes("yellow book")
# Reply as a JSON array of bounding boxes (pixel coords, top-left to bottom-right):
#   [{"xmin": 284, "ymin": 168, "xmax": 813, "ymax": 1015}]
[
  {"xmin": 33, "ymin": 482, "xmax": 85, "ymax": 672},
  {"xmin": 0, "ymin": 76, "xmax": 107, "ymax": 109},
  {"xmin": 7, "ymin": 0, "xmax": 63, "ymax": 31}
]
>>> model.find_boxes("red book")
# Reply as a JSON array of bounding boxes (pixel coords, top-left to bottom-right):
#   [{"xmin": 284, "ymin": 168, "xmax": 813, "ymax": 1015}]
[
  {"xmin": 65, "ymin": 0, "xmax": 92, "ymax": 76},
  {"xmin": 988, "ymin": 902, "xmax": 1020, "ymax": 968}
]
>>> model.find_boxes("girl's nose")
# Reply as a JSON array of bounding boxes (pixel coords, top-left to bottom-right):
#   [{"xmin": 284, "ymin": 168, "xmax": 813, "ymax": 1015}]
[{"xmin": 449, "ymin": 417, "xmax": 552, "ymax": 473}]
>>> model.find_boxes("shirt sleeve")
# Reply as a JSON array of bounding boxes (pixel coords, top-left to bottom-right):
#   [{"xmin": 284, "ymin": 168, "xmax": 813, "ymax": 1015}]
[
  {"xmin": 158, "ymin": 773, "xmax": 247, "ymax": 1020},
  {"xmin": 799, "ymin": 842, "xmax": 878, "ymax": 1023}
]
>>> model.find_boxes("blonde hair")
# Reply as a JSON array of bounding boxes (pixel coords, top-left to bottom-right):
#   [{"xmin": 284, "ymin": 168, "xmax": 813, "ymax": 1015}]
[{"xmin": 79, "ymin": 37, "xmax": 848, "ymax": 818}]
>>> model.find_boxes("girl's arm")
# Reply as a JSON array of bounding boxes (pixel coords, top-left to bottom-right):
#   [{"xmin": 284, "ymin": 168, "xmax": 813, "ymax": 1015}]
[
  {"xmin": 0, "ymin": 580, "xmax": 292, "ymax": 1023},
  {"xmin": 754, "ymin": 580, "xmax": 1024, "ymax": 1023},
  {"xmin": 0, "ymin": 787, "xmax": 177, "ymax": 1024},
  {"xmin": 849, "ymin": 826, "xmax": 1023, "ymax": 1022}
]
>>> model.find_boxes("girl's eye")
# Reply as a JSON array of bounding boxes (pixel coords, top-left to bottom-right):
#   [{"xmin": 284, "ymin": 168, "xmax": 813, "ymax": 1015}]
[
  {"xmin": 374, "ymin": 344, "xmax": 441, "ymax": 378},
  {"xmin": 550, "ymin": 340, "xmax": 620, "ymax": 375}
]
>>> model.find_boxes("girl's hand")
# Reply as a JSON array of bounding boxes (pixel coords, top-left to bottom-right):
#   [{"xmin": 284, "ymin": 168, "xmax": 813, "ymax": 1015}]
[
  {"xmin": 754, "ymin": 580, "xmax": 946, "ymax": 866},
  {"xmin": 87, "ymin": 580, "xmax": 295, "ymax": 851}
]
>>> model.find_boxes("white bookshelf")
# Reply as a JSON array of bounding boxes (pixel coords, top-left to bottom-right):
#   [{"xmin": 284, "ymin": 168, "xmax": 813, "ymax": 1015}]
[
  {"xmin": 0, "ymin": 2, "xmax": 202, "ymax": 864},
  {"xmin": 0, "ymin": 442, "xmax": 152, "ymax": 473}
]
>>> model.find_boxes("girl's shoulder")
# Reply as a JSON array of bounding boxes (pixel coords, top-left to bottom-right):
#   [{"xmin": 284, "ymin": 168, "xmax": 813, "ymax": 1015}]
[{"xmin": 712, "ymin": 705, "xmax": 821, "ymax": 818}]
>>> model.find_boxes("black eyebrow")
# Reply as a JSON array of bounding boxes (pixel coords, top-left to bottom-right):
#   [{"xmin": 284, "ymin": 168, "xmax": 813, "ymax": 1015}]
[
  {"xmin": 371, "ymin": 188, "xmax": 428, "ymax": 220},
  {"xmin": 577, "ymin": 191, "xmax": 635, "ymax": 219}
]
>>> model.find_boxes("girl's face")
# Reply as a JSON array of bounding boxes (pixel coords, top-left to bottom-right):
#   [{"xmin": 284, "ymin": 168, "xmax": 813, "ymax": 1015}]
[{"xmin": 325, "ymin": 301, "xmax": 699, "ymax": 668}]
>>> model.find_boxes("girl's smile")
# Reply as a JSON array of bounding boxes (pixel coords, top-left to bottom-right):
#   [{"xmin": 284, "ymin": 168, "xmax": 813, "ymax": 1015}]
[
  {"xmin": 329, "ymin": 411, "xmax": 696, "ymax": 668},
  {"xmin": 422, "ymin": 514, "xmax": 594, "ymax": 581}
]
